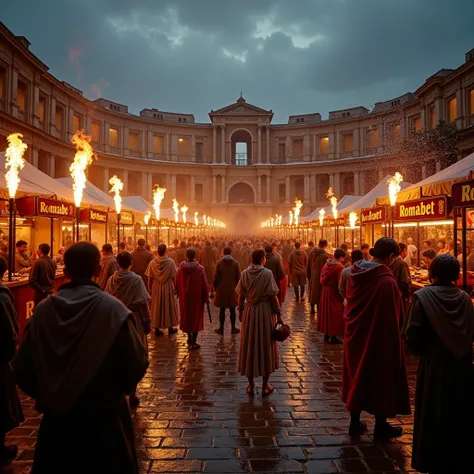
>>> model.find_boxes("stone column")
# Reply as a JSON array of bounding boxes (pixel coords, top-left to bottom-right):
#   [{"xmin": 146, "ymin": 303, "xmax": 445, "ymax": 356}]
[
  {"xmin": 140, "ymin": 131, "xmax": 146, "ymax": 157},
  {"xmin": 257, "ymin": 125, "xmax": 262, "ymax": 164},
  {"xmin": 221, "ymin": 175, "xmax": 226, "ymax": 203},
  {"xmin": 285, "ymin": 176, "xmax": 290, "ymax": 204},
  {"xmin": 313, "ymin": 134, "xmax": 318, "ymax": 161},
  {"xmin": 456, "ymin": 88, "xmax": 464, "ymax": 128},
  {"xmin": 49, "ymin": 95, "xmax": 56, "ymax": 136},
  {"xmin": 303, "ymin": 134, "xmax": 310, "ymax": 162},
  {"xmin": 10, "ymin": 67, "xmax": 19, "ymax": 118},
  {"xmin": 354, "ymin": 171, "xmax": 360, "ymax": 195},
  {"xmin": 170, "ymin": 174, "xmax": 177, "ymax": 197},
  {"xmin": 103, "ymin": 120, "xmax": 110, "ymax": 153},
  {"xmin": 33, "ymin": 83, "xmax": 40, "ymax": 127},
  {"xmin": 147, "ymin": 174, "xmax": 153, "ymax": 197},
  {"xmin": 165, "ymin": 133, "xmax": 170, "ymax": 160},
  {"xmin": 122, "ymin": 125, "xmax": 129, "ymax": 154},
  {"xmin": 122, "ymin": 169, "xmax": 129, "ymax": 196},
  {"xmin": 86, "ymin": 115, "xmax": 91, "ymax": 134},
  {"xmin": 266, "ymin": 174, "xmax": 271, "ymax": 204},
  {"xmin": 141, "ymin": 172, "xmax": 148, "ymax": 200},
  {"xmin": 435, "ymin": 98, "xmax": 443, "ymax": 124},
  {"xmin": 353, "ymin": 129, "xmax": 359, "ymax": 156},
  {"xmin": 359, "ymin": 172, "xmax": 366, "ymax": 195},
  {"xmin": 328, "ymin": 132, "xmax": 335, "ymax": 160},
  {"xmin": 191, "ymin": 175, "xmax": 196, "ymax": 204},
  {"xmin": 221, "ymin": 126, "xmax": 227, "ymax": 164},
  {"xmin": 257, "ymin": 175, "xmax": 262, "ymax": 203},
  {"xmin": 212, "ymin": 175, "xmax": 217, "ymax": 203},
  {"xmin": 103, "ymin": 167, "xmax": 110, "ymax": 192},
  {"xmin": 266, "ymin": 125, "xmax": 270, "ymax": 163},
  {"xmin": 329, "ymin": 173, "xmax": 335, "ymax": 189},
  {"xmin": 212, "ymin": 125, "xmax": 217, "ymax": 163},
  {"xmin": 49, "ymin": 154, "xmax": 56, "ymax": 178},
  {"xmin": 67, "ymin": 107, "xmax": 74, "ymax": 140},
  {"xmin": 147, "ymin": 131, "xmax": 153, "ymax": 159},
  {"xmin": 310, "ymin": 173, "xmax": 316, "ymax": 203},
  {"xmin": 171, "ymin": 134, "xmax": 178, "ymax": 161},
  {"xmin": 285, "ymin": 136, "xmax": 291, "ymax": 162},
  {"xmin": 191, "ymin": 135, "xmax": 196, "ymax": 162},
  {"xmin": 31, "ymin": 147, "xmax": 39, "ymax": 168},
  {"xmin": 304, "ymin": 174, "xmax": 310, "ymax": 204}
]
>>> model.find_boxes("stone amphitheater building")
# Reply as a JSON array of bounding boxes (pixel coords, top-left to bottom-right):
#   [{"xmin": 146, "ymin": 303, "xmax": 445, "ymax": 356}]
[{"xmin": 0, "ymin": 22, "xmax": 473, "ymax": 231}]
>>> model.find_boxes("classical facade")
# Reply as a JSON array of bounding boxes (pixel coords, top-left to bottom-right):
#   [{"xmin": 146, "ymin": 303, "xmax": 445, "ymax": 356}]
[{"xmin": 0, "ymin": 22, "xmax": 473, "ymax": 231}]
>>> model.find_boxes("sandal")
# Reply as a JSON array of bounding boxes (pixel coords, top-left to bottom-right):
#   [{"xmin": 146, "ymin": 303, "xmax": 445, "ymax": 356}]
[
  {"xmin": 262, "ymin": 384, "xmax": 275, "ymax": 397},
  {"xmin": 246, "ymin": 384, "xmax": 255, "ymax": 396}
]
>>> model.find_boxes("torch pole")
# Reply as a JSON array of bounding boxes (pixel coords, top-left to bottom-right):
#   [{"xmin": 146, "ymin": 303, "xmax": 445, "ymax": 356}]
[
  {"xmin": 391, "ymin": 206, "xmax": 395, "ymax": 239},
  {"xmin": 145, "ymin": 225, "xmax": 148, "ymax": 244},
  {"xmin": 8, "ymin": 198, "xmax": 15, "ymax": 281},
  {"xmin": 351, "ymin": 229, "xmax": 354, "ymax": 250},
  {"xmin": 117, "ymin": 213, "xmax": 121, "ymax": 248},
  {"xmin": 76, "ymin": 207, "xmax": 80, "ymax": 242}
]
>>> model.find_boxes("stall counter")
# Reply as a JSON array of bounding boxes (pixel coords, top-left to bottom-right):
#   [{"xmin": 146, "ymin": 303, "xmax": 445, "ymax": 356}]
[{"xmin": 5, "ymin": 272, "xmax": 68, "ymax": 337}]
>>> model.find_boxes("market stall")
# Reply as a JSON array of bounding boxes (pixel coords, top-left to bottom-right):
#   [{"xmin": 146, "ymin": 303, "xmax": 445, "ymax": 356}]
[{"xmin": 359, "ymin": 205, "xmax": 388, "ymax": 246}]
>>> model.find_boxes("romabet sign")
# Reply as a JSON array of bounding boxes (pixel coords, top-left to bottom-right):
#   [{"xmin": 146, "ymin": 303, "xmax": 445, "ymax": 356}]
[
  {"xmin": 452, "ymin": 180, "xmax": 474, "ymax": 208},
  {"xmin": 15, "ymin": 197, "xmax": 75, "ymax": 218},
  {"xmin": 79, "ymin": 208, "xmax": 108, "ymax": 223},
  {"xmin": 360, "ymin": 206, "xmax": 387, "ymax": 224},
  {"xmin": 395, "ymin": 196, "xmax": 448, "ymax": 221}
]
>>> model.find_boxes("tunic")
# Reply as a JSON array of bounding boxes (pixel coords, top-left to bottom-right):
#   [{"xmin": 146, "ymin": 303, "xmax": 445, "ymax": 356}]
[
  {"xmin": 200, "ymin": 244, "xmax": 218, "ymax": 288},
  {"xmin": 95, "ymin": 254, "xmax": 120, "ymax": 290},
  {"xmin": 288, "ymin": 249, "xmax": 308, "ymax": 286},
  {"xmin": 0, "ymin": 284, "xmax": 24, "ymax": 436},
  {"xmin": 307, "ymin": 248, "xmax": 329, "ymax": 306},
  {"xmin": 213, "ymin": 256, "xmax": 241, "ymax": 309},
  {"xmin": 145, "ymin": 256, "xmax": 179, "ymax": 330},
  {"xmin": 389, "ymin": 256, "xmax": 411, "ymax": 301},
  {"xmin": 130, "ymin": 247, "xmax": 153, "ymax": 280},
  {"xmin": 318, "ymin": 259, "xmax": 344, "ymax": 336},
  {"xmin": 342, "ymin": 261, "xmax": 410, "ymax": 418},
  {"xmin": 237, "ymin": 266, "xmax": 279, "ymax": 378},
  {"xmin": 176, "ymin": 261, "xmax": 208, "ymax": 333},
  {"xmin": 403, "ymin": 285, "xmax": 474, "ymax": 474},
  {"xmin": 13, "ymin": 281, "xmax": 148, "ymax": 474},
  {"xmin": 15, "ymin": 250, "xmax": 33, "ymax": 273}
]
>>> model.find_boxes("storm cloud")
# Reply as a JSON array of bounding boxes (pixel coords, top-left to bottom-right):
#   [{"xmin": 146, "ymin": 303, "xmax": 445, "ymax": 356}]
[{"xmin": 3, "ymin": 0, "xmax": 473, "ymax": 122}]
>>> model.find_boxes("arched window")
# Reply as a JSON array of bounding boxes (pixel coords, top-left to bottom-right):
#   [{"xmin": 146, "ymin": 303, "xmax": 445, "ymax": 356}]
[{"xmin": 228, "ymin": 182, "xmax": 255, "ymax": 204}]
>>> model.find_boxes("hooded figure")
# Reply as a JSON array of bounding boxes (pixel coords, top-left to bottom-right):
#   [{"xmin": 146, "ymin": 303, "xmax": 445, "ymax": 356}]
[
  {"xmin": 307, "ymin": 241, "xmax": 329, "ymax": 314},
  {"xmin": 288, "ymin": 242, "xmax": 308, "ymax": 301},
  {"xmin": 318, "ymin": 251, "xmax": 345, "ymax": 343},
  {"xmin": 342, "ymin": 238, "xmax": 410, "ymax": 439},
  {"xmin": 145, "ymin": 244, "xmax": 179, "ymax": 336},
  {"xmin": 403, "ymin": 254, "xmax": 474, "ymax": 474},
  {"xmin": 176, "ymin": 248, "xmax": 209, "ymax": 349},
  {"xmin": 13, "ymin": 243, "xmax": 148, "ymax": 474}
]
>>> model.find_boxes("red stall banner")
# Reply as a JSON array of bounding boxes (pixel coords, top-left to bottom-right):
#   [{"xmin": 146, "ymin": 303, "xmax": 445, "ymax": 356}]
[
  {"xmin": 394, "ymin": 196, "xmax": 449, "ymax": 221},
  {"xmin": 16, "ymin": 197, "xmax": 75, "ymax": 218},
  {"xmin": 360, "ymin": 206, "xmax": 387, "ymax": 224},
  {"xmin": 452, "ymin": 180, "xmax": 474, "ymax": 208},
  {"xmin": 328, "ymin": 217, "xmax": 345, "ymax": 227},
  {"xmin": 119, "ymin": 212, "xmax": 134, "ymax": 225},
  {"xmin": 80, "ymin": 208, "xmax": 108, "ymax": 223}
]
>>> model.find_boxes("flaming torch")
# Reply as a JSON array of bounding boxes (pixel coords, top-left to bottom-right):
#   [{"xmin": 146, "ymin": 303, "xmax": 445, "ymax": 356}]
[
  {"xmin": 388, "ymin": 172, "xmax": 403, "ymax": 237},
  {"xmin": 289, "ymin": 210, "xmax": 293, "ymax": 226},
  {"xmin": 207, "ymin": 216, "xmax": 212, "ymax": 227},
  {"xmin": 172, "ymin": 199, "xmax": 179, "ymax": 223},
  {"xmin": 294, "ymin": 199, "xmax": 303, "ymax": 227},
  {"xmin": 194, "ymin": 212, "xmax": 199, "ymax": 226},
  {"xmin": 70, "ymin": 130, "xmax": 95, "ymax": 241},
  {"xmin": 144, "ymin": 211, "xmax": 151, "ymax": 243},
  {"xmin": 326, "ymin": 187, "xmax": 338, "ymax": 219},
  {"xmin": 181, "ymin": 205, "xmax": 188, "ymax": 224},
  {"xmin": 153, "ymin": 185, "xmax": 166, "ymax": 221},
  {"xmin": 109, "ymin": 176, "xmax": 124, "ymax": 246},
  {"xmin": 5, "ymin": 133, "xmax": 27, "ymax": 280},
  {"xmin": 349, "ymin": 211, "xmax": 358, "ymax": 249},
  {"xmin": 203, "ymin": 214, "xmax": 207, "ymax": 225},
  {"xmin": 319, "ymin": 209, "xmax": 325, "ymax": 239}
]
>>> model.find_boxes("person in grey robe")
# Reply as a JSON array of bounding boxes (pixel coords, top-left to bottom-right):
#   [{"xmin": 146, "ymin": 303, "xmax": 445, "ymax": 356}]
[
  {"xmin": 13, "ymin": 242, "xmax": 149, "ymax": 474},
  {"xmin": 0, "ymin": 255, "xmax": 23, "ymax": 467},
  {"xmin": 105, "ymin": 251, "xmax": 151, "ymax": 407},
  {"xmin": 403, "ymin": 254, "xmax": 474, "ymax": 474}
]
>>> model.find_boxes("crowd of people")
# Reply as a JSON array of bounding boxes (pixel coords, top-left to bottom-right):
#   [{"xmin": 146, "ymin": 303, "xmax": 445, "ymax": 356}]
[{"xmin": 0, "ymin": 233, "xmax": 473, "ymax": 473}]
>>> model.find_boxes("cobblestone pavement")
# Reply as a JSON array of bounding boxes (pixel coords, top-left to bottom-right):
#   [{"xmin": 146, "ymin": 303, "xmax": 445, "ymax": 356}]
[{"xmin": 5, "ymin": 296, "xmax": 420, "ymax": 474}]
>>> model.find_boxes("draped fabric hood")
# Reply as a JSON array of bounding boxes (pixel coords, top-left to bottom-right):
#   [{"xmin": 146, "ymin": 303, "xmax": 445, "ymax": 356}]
[
  {"xmin": 106, "ymin": 270, "xmax": 150, "ymax": 308},
  {"xmin": 409, "ymin": 285, "xmax": 474, "ymax": 359},
  {"xmin": 321, "ymin": 258, "xmax": 344, "ymax": 284},
  {"xmin": 27, "ymin": 281, "xmax": 131, "ymax": 417}
]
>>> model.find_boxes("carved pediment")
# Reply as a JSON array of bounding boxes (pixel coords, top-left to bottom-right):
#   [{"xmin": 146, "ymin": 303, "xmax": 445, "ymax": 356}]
[{"xmin": 209, "ymin": 96, "xmax": 274, "ymax": 122}]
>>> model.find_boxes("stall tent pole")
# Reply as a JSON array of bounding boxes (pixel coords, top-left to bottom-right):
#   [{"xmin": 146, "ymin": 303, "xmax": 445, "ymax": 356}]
[
  {"xmin": 453, "ymin": 209, "xmax": 458, "ymax": 259},
  {"xmin": 89, "ymin": 222, "xmax": 92, "ymax": 242},
  {"xmin": 117, "ymin": 214, "xmax": 121, "ymax": 248},
  {"xmin": 462, "ymin": 208, "xmax": 467, "ymax": 291},
  {"xmin": 75, "ymin": 207, "xmax": 80, "ymax": 242},
  {"xmin": 416, "ymin": 223, "xmax": 421, "ymax": 267},
  {"xmin": 50, "ymin": 218, "xmax": 54, "ymax": 257}
]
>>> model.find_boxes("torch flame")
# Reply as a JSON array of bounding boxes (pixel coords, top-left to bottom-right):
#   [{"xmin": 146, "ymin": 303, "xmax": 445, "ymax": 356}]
[
  {"xmin": 319, "ymin": 208, "xmax": 325, "ymax": 226},
  {"xmin": 152, "ymin": 185, "xmax": 166, "ymax": 221},
  {"xmin": 172, "ymin": 199, "xmax": 179, "ymax": 223},
  {"xmin": 5, "ymin": 133, "xmax": 27, "ymax": 199},
  {"xmin": 109, "ymin": 175, "xmax": 123, "ymax": 215},
  {"xmin": 207, "ymin": 216, "xmax": 211, "ymax": 226},
  {"xmin": 70, "ymin": 130, "xmax": 95, "ymax": 207},
  {"xmin": 388, "ymin": 172, "xmax": 404, "ymax": 206},
  {"xmin": 294, "ymin": 199, "xmax": 303, "ymax": 227},
  {"xmin": 181, "ymin": 205, "xmax": 188, "ymax": 224},
  {"xmin": 144, "ymin": 211, "xmax": 151, "ymax": 226},
  {"xmin": 289, "ymin": 210, "xmax": 293, "ymax": 226},
  {"xmin": 349, "ymin": 211, "xmax": 358, "ymax": 229},
  {"xmin": 326, "ymin": 187, "xmax": 338, "ymax": 219},
  {"xmin": 194, "ymin": 212, "xmax": 199, "ymax": 226},
  {"xmin": 203, "ymin": 214, "xmax": 207, "ymax": 225}
]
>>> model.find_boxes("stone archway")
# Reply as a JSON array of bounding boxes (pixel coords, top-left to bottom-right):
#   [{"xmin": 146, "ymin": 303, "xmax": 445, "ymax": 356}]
[
  {"xmin": 228, "ymin": 182, "xmax": 255, "ymax": 204},
  {"xmin": 230, "ymin": 129, "xmax": 253, "ymax": 166}
]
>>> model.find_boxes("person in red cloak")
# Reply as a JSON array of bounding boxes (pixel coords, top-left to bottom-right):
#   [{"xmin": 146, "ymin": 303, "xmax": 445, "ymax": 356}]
[
  {"xmin": 176, "ymin": 247, "xmax": 209, "ymax": 350},
  {"xmin": 318, "ymin": 248, "xmax": 346, "ymax": 344},
  {"xmin": 342, "ymin": 238, "xmax": 410, "ymax": 439}
]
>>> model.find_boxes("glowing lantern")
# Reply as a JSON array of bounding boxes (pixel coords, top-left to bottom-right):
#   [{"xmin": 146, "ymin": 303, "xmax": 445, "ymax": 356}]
[
  {"xmin": 194, "ymin": 212, "xmax": 199, "ymax": 226},
  {"xmin": 289, "ymin": 210, "xmax": 293, "ymax": 226},
  {"xmin": 349, "ymin": 211, "xmax": 358, "ymax": 229},
  {"xmin": 144, "ymin": 211, "xmax": 151, "ymax": 226},
  {"xmin": 172, "ymin": 199, "xmax": 179, "ymax": 223},
  {"xmin": 294, "ymin": 199, "xmax": 303, "ymax": 226},
  {"xmin": 319, "ymin": 208, "xmax": 325, "ymax": 226}
]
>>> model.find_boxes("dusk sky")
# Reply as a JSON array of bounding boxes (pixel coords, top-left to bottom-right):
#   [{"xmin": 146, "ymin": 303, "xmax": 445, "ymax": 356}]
[{"xmin": 3, "ymin": 0, "xmax": 474, "ymax": 123}]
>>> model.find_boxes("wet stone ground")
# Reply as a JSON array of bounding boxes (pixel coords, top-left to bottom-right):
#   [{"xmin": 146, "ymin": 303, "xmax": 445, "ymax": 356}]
[{"xmin": 6, "ymin": 296, "xmax": 420, "ymax": 474}]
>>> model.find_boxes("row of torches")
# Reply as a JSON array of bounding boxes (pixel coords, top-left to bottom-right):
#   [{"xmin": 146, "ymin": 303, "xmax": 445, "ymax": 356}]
[
  {"xmin": 5, "ymin": 131, "xmax": 226, "ymax": 232},
  {"xmin": 261, "ymin": 173, "xmax": 404, "ymax": 230}
]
